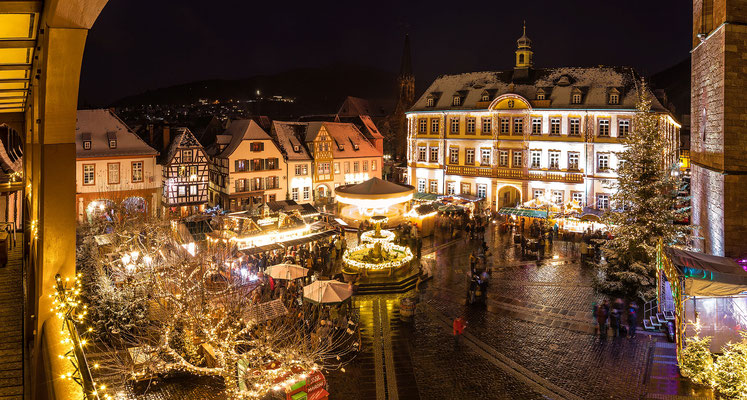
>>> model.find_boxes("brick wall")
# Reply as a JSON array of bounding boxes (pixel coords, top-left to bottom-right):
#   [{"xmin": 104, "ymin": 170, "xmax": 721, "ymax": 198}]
[{"xmin": 691, "ymin": 28, "xmax": 725, "ymax": 170}]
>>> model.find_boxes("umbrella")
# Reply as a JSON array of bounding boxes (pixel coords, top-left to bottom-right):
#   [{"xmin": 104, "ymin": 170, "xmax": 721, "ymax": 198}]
[
  {"xmin": 303, "ymin": 280, "xmax": 353, "ymax": 304},
  {"xmin": 265, "ymin": 264, "xmax": 309, "ymax": 280}
]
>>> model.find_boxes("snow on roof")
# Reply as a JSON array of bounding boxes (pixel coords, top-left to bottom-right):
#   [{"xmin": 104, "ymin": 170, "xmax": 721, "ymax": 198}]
[
  {"xmin": 272, "ymin": 121, "xmax": 312, "ymax": 161},
  {"xmin": 160, "ymin": 127, "xmax": 204, "ymax": 165},
  {"xmin": 411, "ymin": 66, "xmax": 668, "ymax": 112},
  {"xmin": 76, "ymin": 109, "xmax": 158, "ymax": 158},
  {"xmin": 218, "ymin": 119, "xmax": 273, "ymax": 158},
  {"xmin": 319, "ymin": 122, "xmax": 382, "ymax": 159}
]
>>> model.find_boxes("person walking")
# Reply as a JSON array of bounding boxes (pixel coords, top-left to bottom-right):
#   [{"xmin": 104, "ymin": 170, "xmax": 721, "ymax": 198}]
[
  {"xmin": 627, "ymin": 301, "xmax": 639, "ymax": 339},
  {"xmin": 596, "ymin": 300, "xmax": 610, "ymax": 340},
  {"xmin": 453, "ymin": 316, "xmax": 467, "ymax": 348}
]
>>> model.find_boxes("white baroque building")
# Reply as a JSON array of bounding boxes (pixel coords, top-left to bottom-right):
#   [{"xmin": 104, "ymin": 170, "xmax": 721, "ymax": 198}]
[{"xmin": 406, "ymin": 28, "xmax": 680, "ymax": 211}]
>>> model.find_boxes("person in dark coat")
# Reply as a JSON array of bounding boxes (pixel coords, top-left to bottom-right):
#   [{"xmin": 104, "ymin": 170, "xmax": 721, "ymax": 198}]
[
  {"xmin": 627, "ymin": 302, "xmax": 639, "ymax": 338},
  {"xmin": 597, "ymin": 300, "xmax": 610, "ymax": 340}
]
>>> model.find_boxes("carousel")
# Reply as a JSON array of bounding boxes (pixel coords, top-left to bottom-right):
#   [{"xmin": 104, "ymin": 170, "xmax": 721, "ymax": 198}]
[{"xmin": 334, "ymin": 177, "xmax": 415, "ymax": 227}]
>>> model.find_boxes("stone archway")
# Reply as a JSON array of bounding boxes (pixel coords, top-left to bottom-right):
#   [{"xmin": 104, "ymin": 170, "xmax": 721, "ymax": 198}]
[{"xmin": 497, "ymin": 184, "xmax": 522, "ymax": 209}]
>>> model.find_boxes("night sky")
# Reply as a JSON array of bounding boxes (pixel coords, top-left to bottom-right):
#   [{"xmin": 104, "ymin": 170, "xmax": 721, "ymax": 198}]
[{"xmin": 78, "ymin": 0, "xmax": 692, "ymax": 106}]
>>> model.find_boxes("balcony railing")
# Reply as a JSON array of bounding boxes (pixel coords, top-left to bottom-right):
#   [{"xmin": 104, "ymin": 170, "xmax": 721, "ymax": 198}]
[
  {"xmin": 445, "ymin": 165, "xmax": 493, "ymax": 177},
  {"xmin": 446, "ymin": 165, "xmax": 585, "ymax": 183}
]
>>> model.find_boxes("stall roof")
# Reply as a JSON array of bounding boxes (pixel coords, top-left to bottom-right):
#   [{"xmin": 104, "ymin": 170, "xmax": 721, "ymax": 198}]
[
  {"xmin": 665, "ymin": 247, "xmax": 747, "ymax": 296},
  {"xmin": 497, "ymin": 207, "xmax": 548, "ymax": 219},
  {"xmin": 413, "ymin": 192, "xmax": 441, "ymax": 201}
]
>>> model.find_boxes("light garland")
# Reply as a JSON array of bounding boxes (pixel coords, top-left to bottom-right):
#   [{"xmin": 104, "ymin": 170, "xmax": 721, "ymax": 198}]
[
  {"xmin": 51, "ymin": 273, "xmax": 112, "ymax": 399},
  {"xmin": 360, "ymin": 229, "xmax": 395, "ymax": 243},
  {"xmin": 342, "ymin": 242, "xmax": 413, "ymax": 270},
  {"xmin": 335, "ymin": 193, "xmax": 413, "ymax": 209}
]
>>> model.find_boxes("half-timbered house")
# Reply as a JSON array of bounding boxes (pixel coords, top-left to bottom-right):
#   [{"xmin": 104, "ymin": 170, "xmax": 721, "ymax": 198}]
[{"xmin": 160, "ymin": 127, "xmax": 209, "ymax": 217}]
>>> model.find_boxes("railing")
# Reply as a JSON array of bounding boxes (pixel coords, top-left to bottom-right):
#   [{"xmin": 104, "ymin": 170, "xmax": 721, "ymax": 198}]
[
  {"xmin": 495, "ymin": 168, "xmax": 525, "ymax": 179},
  {"xmin": 445, "ymin": 165, "xmax": 585, "ymax": 183},
  {"xmin": 444, "ymin": 165, "xmax": 493, "ymax": 177}
]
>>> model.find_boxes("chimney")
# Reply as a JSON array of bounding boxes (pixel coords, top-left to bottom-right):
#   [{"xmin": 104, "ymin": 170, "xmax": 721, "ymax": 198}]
[
  {"xmin": 148, "ymin": 124, "xmax": 154, "ymax": 146},
  {"xmin": 163, "ymin": 125, "xmax": 170, "ymax": 150}
]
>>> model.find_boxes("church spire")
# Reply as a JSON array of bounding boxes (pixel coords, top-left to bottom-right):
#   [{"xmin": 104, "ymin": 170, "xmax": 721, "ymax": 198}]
[{"xmin": 399, "ymin": 34, "xmax": 413, "ymax": 78}]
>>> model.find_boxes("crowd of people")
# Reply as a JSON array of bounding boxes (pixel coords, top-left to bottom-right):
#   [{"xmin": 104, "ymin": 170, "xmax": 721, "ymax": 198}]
[{"xmin": 594, "ymin": 298, "xmax": 639, "ymax": 340}]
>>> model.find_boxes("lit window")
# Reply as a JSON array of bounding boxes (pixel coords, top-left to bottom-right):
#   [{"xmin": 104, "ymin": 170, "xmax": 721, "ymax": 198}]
[
  {"xmin": 550, "ymin": 118, "xmax": 561, "ymax": 135},
  {"xmin": 83, "ymin": 140, "xmax": 91, "ymax": 150},
  {"xmin": 532, "ymin": 118, "xmax": 542, "ymax": 135},
  {"xmin": 609, "ymin": 93, "xmax": 619, "ymax": 105},
  {"xmin": 362, "ymin": 161, "xmax": 368, "ymax": 172},
  {"xmin": 427, "ymin": 98, "xmax": 435, "ymax": 107},
  {"xmin": 499, "ymin": 150, "xmax": 508, "ymax": 167},
  {"xmin": 344, "ymin": 162, "xmax": 350, "ymax": 173},
  {"xmin": 109, "ymin": 139, "xmax": 117, "ymax": 149},
  {"xmin": 303, "ymin": 187, "xmax": 310, "ymax": 200},
  {"xmin": 531, "ymin": 150, "xmax": 542, "ymax": 169},
  {"xmin": 182, "ymin": 150, "xmax": 193, "ymax": 162},
  {"xmin": 572, "ymin": 93, "xmax": 582, "ymax": 104},
  {"xmin": 190, "ymin": 185, "xmax": 198, "ymax": 196},
  {"xmin": 465, "ymin": 149, "xmax": 475, "ymax": 165},
  {"xmin": 461, "ymin": 183, "xmax": 470, "ymax": 194},
  {"xmin": 533, "ymin": 189, "xmax": 544, "ymax": 199},
  {"xmin": 447, "ymin": 182, "xmax": 456, "ymax": 195},
  {"xmin": 466, "ymin": 118, "xmax": 476, "ymax": 134},
  {"xmin": 429, "ymin": 147, "xmax": 439, "ymax": 162},
  {"xmin": 618, "ymin": 119, "xmax": 630, "ymax": 137},
  {"xmin": 292, "ymin": 188, "xmax": 299, "ymax": 201},
  {"xmin": 598, "ymin": 119, "xmax": 610, "ymax": 137},
  {"xmin": 418, "ymin": 119, "xmax": 427, "ymax": 133},
  {"xmin": 83, "ymin": 164, "xmax": 95, "ymax": 185},
  {"xmin": 429, "ymin": 180, "xmax": 438, "ymax": 194},
  {"xmin": 549, "ymin": 151, "xmax": 560, "ymax": 169},
  {"xmin": 481, "ymin": 93, "xmax": 490, "ymax": 102},
  {"xmin": 353, "ymin": 162, "xmax": 359, "ymax": 173},
  {"xmin": 178, "ymin": 186, "xmax": 186, "ymax": 197},
  {"xmin": 452, "ymin": 96, "xmax": 461, "ymax": 106},
  {"xmin": 537, "ymin": 91, "xmax": 545, "ymax": 100},
  {"xmin": 371, "ymin": 160, "xmax": 377, "ymax": 171},
  {"xmin": 417, "ymin": 179, "xmax": 426, "ymax": 193},
  {"xmin": 476, "ymin": 184, "xmax": 487, "ymax": 199}
]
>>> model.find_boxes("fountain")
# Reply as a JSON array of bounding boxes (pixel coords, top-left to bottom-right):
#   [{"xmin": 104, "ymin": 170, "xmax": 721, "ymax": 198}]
[{"xmin": 343, "ymin": 215, "xmax": 412, "ymax": 275}]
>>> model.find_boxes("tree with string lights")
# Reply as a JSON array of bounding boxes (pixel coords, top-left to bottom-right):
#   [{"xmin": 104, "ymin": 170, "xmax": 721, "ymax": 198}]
[{"xmin": 596, "ymin": 81, "xmax": 691, "ymax": 300}]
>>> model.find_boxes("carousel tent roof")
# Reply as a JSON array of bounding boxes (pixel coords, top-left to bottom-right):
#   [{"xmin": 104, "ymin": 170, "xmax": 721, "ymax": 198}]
[
  {"xmin": 335, "ymin": 177, "xmax": 414, "ymax": 199},
  {"xmin": 497, "ymin": 207, "xmax": 548, "ymax": 219},
  {"xmin": 665, "ymin": 247, "xmax": 747, "ymax": 296}
]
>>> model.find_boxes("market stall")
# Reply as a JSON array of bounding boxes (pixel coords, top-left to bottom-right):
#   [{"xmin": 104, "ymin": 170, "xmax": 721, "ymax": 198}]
[
  {"xmin": 656, "ymin": 244, "xmax": 747, "ymax": 358},
  {"xmin": 406, "ymin": 203, "xmax": 437, "ymax": 237}
]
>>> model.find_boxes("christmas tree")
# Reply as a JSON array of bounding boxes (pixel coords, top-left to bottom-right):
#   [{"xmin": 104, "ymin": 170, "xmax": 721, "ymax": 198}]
[{"xmin": 597, "ymin": 81, "xmax": 690, "ymax": 300}]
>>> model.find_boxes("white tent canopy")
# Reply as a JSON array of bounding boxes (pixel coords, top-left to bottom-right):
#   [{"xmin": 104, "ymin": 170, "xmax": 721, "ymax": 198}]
[
  {"xmin": 265, "ymin": 263, "xmax": 308, "ymax": 280},
  {"xmin": 303, "ymin": 280, "xmax": 353, "ymax": 304}
]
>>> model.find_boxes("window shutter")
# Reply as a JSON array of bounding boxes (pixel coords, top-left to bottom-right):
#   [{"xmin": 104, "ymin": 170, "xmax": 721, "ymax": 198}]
[{"xmin": 235, "ymin": 160, "xmax": 240, "ymax": 172}]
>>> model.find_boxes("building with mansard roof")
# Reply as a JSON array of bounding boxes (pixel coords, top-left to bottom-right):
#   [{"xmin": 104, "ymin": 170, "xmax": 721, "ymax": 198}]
[
  {"xmin": 159, "ymin": 127, "xmax": 209, "ymax": 217},
  {"xmin": 407, "ymin": 26, "xmax": 680, "ymax": 211}
]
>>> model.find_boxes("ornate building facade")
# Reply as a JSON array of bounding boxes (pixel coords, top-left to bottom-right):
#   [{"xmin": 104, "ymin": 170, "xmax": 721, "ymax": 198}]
[
  {"xmin": 690, "ymin": 0, "xmax": 747, "ymax": 258},
  {"xmin": 407, "ymin": 29, "xmax": 680, "ymax": 211},
  {"xmin": 160, "ymin": 127, "xmax": 209, "ymax": 217}
]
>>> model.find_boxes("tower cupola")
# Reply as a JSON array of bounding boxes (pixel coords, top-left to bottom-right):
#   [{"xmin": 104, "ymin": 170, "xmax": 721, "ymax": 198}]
[{"xmin": 514, "ymin": 22, "xmax": 533, "ymax": 70}]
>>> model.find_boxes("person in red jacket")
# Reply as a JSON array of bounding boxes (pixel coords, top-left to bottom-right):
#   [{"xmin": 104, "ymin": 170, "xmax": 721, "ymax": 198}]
[{"xmin": 453, "ymin": 316, "xmax": 467, "ymax": 347}]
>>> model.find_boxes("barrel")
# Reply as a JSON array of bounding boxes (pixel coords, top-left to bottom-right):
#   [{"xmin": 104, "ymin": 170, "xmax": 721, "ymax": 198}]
[{"xmin": 400, "ymin": 297, "xmax": 416, "ymax": 320}]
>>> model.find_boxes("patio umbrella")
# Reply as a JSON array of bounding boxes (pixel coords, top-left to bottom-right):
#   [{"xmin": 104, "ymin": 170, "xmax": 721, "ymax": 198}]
[
  {"xmin": 265, "ymin": 264, "xmax": 309, "ymax": 280},
  {"xmin": 303, "ymin": 280, "xmax": 353, "ymax": 304}
]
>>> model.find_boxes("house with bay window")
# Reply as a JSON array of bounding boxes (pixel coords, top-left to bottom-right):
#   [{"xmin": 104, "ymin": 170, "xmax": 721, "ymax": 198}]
[
  {"xmin": 75, "ymin": 109, "xmax": 160, "ymax": 222},
  {"xmin": 208, "ymin": 119, "xmax": 287, "ymax": 211}
]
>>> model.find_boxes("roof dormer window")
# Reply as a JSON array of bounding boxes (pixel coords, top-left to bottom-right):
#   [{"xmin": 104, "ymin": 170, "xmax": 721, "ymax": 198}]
[
  {"xmin": 338, "ymin": 143, "xmax": 345, "ymax": 151},
  {"xmin": 452, "ymin": 95, "xmax": 461, "ymax": 106},
  {"xmin": 572, "ymin": 94, "xmax": 581, "ymax": 104},
  {"xmin": 83, "ymin": 140, "xmax": 91, "ymax": 150},
  {"xmin": 536, "ymin": 89, "xmax": 546, "ymax": 100},
  {"xmin": 608, "ymin": 88, "xmax": 620, "ymax": 105},
  {"xmin": 353, "ymin": 143, "xmax": 359, "ymax": 150},
  {"xmin": 480, "ymin": 91, "xmax": 490, "ymax": 102},
  {"xmin": 106, "ymin": 131, "xmax": 117, "ymax": 149},
  {"xmin": 426, "ymin": 98, "xmax": 435, "ymax": 107},
  {"xmin": 293, "ymin": 145, "xmax": 300, "ymax": 152},
  {"xmin": 109, "ymin": 139, "xmax": 117, "ymax": 149}
]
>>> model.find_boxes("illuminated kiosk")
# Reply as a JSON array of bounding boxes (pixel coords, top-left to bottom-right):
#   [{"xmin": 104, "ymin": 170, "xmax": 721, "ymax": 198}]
[{"xmin": 334, "ymin": 177, "xmax": 415, "ymax": 227}]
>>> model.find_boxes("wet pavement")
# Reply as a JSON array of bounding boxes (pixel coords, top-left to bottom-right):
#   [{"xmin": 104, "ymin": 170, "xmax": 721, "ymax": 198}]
[{"xmin": 92, "ymin": 224, "xmax": 713, "ymax": 399}]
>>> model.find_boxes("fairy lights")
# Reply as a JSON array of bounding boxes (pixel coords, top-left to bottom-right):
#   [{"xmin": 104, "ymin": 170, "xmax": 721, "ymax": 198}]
[{"xmin": 342, "ymin": 242, "xmax": 414, "ymax": 270}]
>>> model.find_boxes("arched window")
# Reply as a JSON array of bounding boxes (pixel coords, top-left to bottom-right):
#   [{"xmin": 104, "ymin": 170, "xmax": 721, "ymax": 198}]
[{"xmin": 519, "ymin": 54, "xmax": 525, "ymax": 64}]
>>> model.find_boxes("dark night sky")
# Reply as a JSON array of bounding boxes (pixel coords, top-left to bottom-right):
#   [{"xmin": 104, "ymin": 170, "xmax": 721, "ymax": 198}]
[{"xmin": 79, "ymin": 0, "xmax": 693, "ymax": 106}]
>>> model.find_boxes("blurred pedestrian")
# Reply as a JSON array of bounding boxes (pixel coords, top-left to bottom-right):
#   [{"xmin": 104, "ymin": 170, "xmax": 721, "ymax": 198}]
[
  {"xmin": 627, "ymin": 301, "xmax": 639, "ymax": 339},
  {"xmin": 453, "ymin": 316, "xmax": 467, "ymax": 347},
  {"xmin": 597, "ymin": 300, "xmax": 610, "ymax": 340}
]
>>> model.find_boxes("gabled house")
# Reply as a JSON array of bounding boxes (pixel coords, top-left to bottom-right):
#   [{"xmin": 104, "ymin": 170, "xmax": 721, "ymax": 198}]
[
  {"xmin": 208, "ymin": 120, "xmax": 287, "ymax": 211},
  {"xmin": 272, "ymin": 121, "xmax": 314, "ymax": 204},
  {"xmin": 160, "ymin": 127, "xmax": 209, "ymax": 218},
  {"xmin": 75, "ymin": 109, "xmax": 160, "ymax": 222}
]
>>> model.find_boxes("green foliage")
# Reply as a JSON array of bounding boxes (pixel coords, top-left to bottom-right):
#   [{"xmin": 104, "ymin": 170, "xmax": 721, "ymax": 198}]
[
  {"xmin": 679, "ymin": 330, "xmax": 714, "ymax": 385},
  {"xmin": 712, "ymin": 333, "xmax": 747, "ymax": 399},
  {"xmin": 597, "ymin": 82, "xmax": 690, "ymax": 301}
]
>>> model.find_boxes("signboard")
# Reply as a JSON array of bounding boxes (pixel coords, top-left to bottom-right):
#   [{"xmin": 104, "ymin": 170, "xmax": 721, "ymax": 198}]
[{"xmin": 286, "ymin": 371, "xmax": 327, "ymax": 400}]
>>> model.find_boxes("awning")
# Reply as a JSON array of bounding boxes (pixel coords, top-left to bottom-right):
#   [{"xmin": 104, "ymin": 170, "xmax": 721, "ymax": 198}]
[
  {"xmin": 665, "ymin": 247, "xmax": 747, "ymax": 296},
  {"xmin": 280, "ymin": 229, "xmax": 337, "ymax": 248},
  {"xmin": 413, "ymin": 192, "xmax": 440, "ymax": 201},
  {"xmin": 240, "ymin": 243, "xmax": 283, "ymax": 256},
  {"xmin": 497, "ymin": 207, "xmax": 548, "ymax": 219}
]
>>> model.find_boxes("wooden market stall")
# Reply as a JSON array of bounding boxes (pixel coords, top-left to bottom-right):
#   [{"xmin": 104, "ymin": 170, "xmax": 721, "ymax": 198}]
[{"xmin": 656, "ymin": 244, "xmax": 747, "ymax": 358}]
